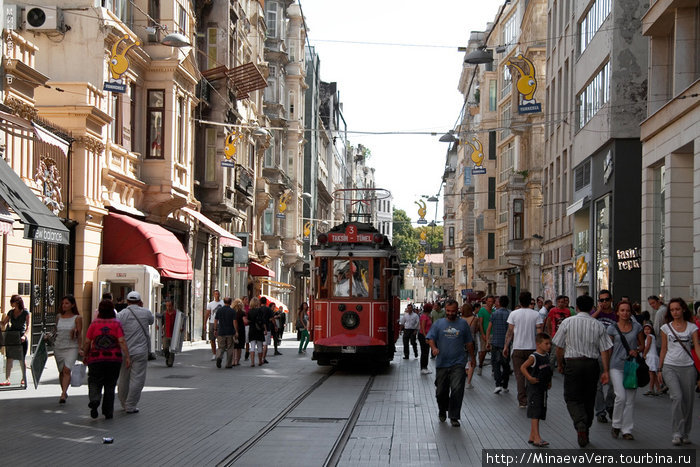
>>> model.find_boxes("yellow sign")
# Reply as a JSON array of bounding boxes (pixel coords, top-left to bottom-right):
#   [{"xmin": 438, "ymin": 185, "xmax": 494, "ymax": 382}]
[
  {"xmin": 418, "ymin": 249, "xmax": 425, "ymax": 260},
  {"xmin": 104, "ymin": 35, "xmax": 139, "ymax": 93},
  {"xmin": 279, "ymin": 191, "xmax": 292, "ymax": 213},
  {"xmin": 415, "ymin": 200, "xmax": 427, "ymax": 224},
  {"xmin": 468, "ymin": 137, "xmax": 486, "ymax": 174},
  {"xmin": 303, "ymin": 221, "xmax": 311, "ymax": 238},
  {"xmin": 575, "ymin": 255, "xmax": 588, "ymax": 283},
  {"xmin": 224, "ymin": 130, "xmax": 244, "ymax": 161},
  {"xmin": 506, "ymin": 54, "xmax": 542, "ymax": 114},
  {"xmin": 419, "ymin": 231, "xmax": 427, "ymax": 241}
]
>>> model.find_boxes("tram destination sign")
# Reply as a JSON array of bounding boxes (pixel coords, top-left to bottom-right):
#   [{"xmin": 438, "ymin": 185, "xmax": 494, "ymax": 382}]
[{"xmin": 328, "ymin": 232, "xmax": 373, "ymax": 243}]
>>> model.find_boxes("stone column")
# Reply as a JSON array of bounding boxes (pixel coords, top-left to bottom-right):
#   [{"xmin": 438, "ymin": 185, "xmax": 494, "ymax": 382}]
[
  {"xmin": 664, "ymin": 153, "xmax": 693, "ymax": 299},
  {"xmin": 693, "ymin": 139, "xmax": 700, "ymax": 301}
]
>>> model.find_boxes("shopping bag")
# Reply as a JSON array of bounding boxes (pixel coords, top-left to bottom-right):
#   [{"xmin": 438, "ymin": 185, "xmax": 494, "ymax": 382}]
[
  {"xmin": 70, "ymin": 361, "xmax": 86, "ymax": 387},
  {"xmin": 623, "ymin": 358, "xmax": 639, "ymax": 389}
]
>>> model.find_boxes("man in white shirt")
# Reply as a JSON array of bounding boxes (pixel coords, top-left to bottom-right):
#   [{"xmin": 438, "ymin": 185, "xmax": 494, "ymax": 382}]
[
  {"xmin": 204, "ymin": 290, "xmax": 224, "ymax": 361},
  {"xmin": 399, "ymin": 304, "xmax": 420, "ymax": 359},
  {"xmin": 503, "ymin": 291, "xmax": 544, "ymax": 409}
]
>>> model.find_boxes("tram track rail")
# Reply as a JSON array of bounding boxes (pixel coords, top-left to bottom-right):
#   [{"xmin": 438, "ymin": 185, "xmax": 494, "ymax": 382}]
[{"xmin": 217, "ymin": 368, "xmax": 375, "ymax": 467}]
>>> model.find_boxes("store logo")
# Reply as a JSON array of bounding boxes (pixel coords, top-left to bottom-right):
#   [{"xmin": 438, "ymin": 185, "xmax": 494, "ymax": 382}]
[
  {"xmin": 468, "ymin": 137, "xmax": 486, "ymax": 174},
  {"xmin": 506, "ymin": 54, "xmax": 542, "ymax": 114},
  {"xmin": 104, "ymin": 35, "xmax": 139, "ymax": 93},
  {"xmin": 223, "ymin": 130, "xmax": 243, "ymax": 168},
  {"xmin": 416, "ymin": 200, "xmax": 427, "ymax": 224}
]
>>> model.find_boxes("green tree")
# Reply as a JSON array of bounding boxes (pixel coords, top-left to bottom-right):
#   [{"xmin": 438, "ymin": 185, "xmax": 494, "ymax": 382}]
[{"xmin": 392, "ymin": 209, "xmax": 420, "ymax": 264}]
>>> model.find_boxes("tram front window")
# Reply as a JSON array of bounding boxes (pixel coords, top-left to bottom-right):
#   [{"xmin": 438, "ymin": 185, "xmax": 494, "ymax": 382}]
[{"xmin": 333, "ymin": 259, "xmax": 369, "ymax": 298}]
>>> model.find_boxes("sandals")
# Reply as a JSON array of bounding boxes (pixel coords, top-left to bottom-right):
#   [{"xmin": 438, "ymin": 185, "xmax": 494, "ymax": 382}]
[
  {"xmin": 0, "ymin": 381, "xmax": 10, "ymax": 386},
  {"xmin": 532, "ymin": 440, "xmax": 549, "ymax": 447}
]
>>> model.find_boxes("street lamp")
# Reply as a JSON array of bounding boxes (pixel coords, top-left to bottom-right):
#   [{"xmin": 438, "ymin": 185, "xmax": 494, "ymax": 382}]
[
  {"xmin": 161, "ymin": 32, "xmax": 191, "ymax": 48},
  {"xmin": 463, "ymin": 47, "xmax": 494, "ymax": 65}
]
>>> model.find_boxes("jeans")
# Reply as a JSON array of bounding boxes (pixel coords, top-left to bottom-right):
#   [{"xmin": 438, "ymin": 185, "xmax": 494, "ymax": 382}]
[
  {"xmin": 88, "ymin": 361, "xmax": 121, "ymax": 417},
  {"xmin": 595, "ymin": 357, "xmax": 615, "ymax": 416},
  {"xmin": 491, "ymin": 346, "xmax": 511, "ymax": 388},
  {"xmin": 418, "ymin": 333, "xmax": 430, "ymax": 370},
  {"xmin": 118, "ymin": 352, "xmax": 148, "ymax": 411},
  {"xmin": 512, "ymin": 349, "xmax": 533, "ymax": 406},
  {"xmin": 609, "ymin": 368, "xmax": 636, "ymax": 434},
  {"xmin": 403, "ymin": 329, "xmax": 418, "ymax": 358},
  {"xmin": 663, "ymin": 364, "xmax": 696, "ymax": 438},
  {"xmin": 435, "ymin": 364, "xmax": 467, "ymax": 420},
  {"xmin": 563, "ymin": 358, "xmax": 600, "ymax": 432},
  {"xmin": 298, "ymin": 329, "xmax": 309, "ymax": 352}
]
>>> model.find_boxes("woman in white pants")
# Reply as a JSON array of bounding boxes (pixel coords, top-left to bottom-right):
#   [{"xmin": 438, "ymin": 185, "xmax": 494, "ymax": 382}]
[
  {"xmin": 605, "ymin": 301, "xmax": 644, "ymax": 440},
  {"xmin": 659, "ymin": 297, "xmax": 700, "ymax": 445}
]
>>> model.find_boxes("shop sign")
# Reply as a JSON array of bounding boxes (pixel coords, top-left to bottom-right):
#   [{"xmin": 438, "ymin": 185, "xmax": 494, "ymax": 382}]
[
  {"xmin": 104, "ymin": 35, "xmax": 139, "ymax": 93},
  {"xmin": 416, "ymin": 200, "xmax": 427, "ymax": 224},
  {"xmin": 616, "ymin": 247, "xmax": 640, "ymax": 271},
  {"xmin": 468, "ymin": 137, "xmax": 486, "ymax": 174},
  {"xmin": 222, "ymin": 247, "xmax": 235, "ymax": 267},
  {"xmin": 506, "ymin": 54, "xmax": 542, "ymax": 114},
  {"xmin": 222, "ymin": 130, "xmax": 243, "ymax": 168}
]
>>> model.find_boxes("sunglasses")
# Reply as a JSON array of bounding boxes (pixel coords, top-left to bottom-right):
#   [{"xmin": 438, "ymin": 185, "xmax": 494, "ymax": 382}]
[{"xmin": 599, "ymin": 298, "xmax": 611, "ymax": 302}]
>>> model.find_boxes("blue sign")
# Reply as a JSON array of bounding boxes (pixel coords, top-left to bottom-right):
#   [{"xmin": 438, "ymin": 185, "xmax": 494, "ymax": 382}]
[
  {"xmin": 275, "ymin": 214, "xmax": 286, "ymax": 219},
  {"xmin": 221, "ymin": 160, "xmax": 236, "ymax": 168},
  {"xmin": 103, "ymin": 81, "xmax": 126, "ymax": 93},
  {"xmin": 518, "ymin": 103, "xmax": 542, "ymax": 114},
  {"xmin": 417, "ymin": 219, "xmax": 427, "ymax": 225},
  {"xmin": 472, "ymin": 167, "xmax": 487, "ymax": 175}
]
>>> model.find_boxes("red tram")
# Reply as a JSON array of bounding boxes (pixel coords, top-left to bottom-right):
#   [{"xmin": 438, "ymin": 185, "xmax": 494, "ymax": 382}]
[{"xmin": 310, "ymin": 222, "xmax": 401, "ymax": 365}]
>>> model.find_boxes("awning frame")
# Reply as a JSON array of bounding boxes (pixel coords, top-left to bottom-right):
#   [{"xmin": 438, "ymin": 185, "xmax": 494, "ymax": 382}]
[{"xmin": 182, "ymin": 207, "xmax": 242, "ymax": 247}]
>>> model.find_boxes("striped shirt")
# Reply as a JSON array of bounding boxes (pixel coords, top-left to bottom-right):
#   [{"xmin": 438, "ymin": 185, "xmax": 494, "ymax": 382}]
[{"xmin": 551, "ymin": 312, "xmax": 612, "ymax": 359}]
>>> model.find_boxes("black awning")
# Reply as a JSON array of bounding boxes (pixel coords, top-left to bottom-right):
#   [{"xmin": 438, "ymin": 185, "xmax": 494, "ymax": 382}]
[{"xmin": 0, "ymin": 157, "xmax": 69, "ymax": 245}]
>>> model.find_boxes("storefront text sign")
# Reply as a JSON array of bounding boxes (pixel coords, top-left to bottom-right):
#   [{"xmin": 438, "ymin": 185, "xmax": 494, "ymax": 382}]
[{"xmin": 616, "ymin": 247, "xmax": 641, "ymax": 271}]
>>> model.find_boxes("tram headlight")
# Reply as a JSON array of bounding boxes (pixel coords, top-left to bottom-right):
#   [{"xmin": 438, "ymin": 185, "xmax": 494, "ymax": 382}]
[
  {"xmin": 373, "ymin": 233, "xmax": 383, "ymax": 244},
  {"xmin": 341, "ymin": 311, "xmax": 360, "ymax": 330}
]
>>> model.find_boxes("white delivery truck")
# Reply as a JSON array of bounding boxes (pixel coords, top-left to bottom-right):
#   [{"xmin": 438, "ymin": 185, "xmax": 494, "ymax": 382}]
[{"xmin": 93, "ymin": 264, "xmax": 163, "ymax": 355}]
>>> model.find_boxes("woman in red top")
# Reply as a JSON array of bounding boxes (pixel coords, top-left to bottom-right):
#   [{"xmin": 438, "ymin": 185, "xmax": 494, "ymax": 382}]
[
  {"xmin": 82, "ymin": 299, "xmax": 130, "ymax": 419},
  {"xmin": 419, "ymin": 304, "xmax": 434, "ymax": 375}
]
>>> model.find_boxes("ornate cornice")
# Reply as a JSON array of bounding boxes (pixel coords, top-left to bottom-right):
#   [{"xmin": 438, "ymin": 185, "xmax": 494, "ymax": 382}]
[
  {"xmin": 74, "ymin": 135, "xmax": 105, "ymax": 153},
  {"xmin": 4, "ymin": 96, "xmax": 37, "ymax": 121}
]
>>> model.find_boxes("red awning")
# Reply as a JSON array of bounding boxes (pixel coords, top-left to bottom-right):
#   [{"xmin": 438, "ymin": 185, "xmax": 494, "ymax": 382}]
[
  {"xmin": 103, "ymin": 213, "xmax": 193, "ymax": 280},
  {"xmin": 249, "ymin": 261, "xmax": 275, "ymax": 278},
  {"xmin": 260, "ymin": 295, "xmax": 288, "ymax": 313},
  {"xmin": 182, "ymin": 207, "xmax": 242, "ymax": 247}
]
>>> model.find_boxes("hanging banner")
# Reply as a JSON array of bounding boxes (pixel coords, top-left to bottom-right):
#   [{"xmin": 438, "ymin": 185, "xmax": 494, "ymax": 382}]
[
  {"xmin": 416, "ymin": 200, "xmax": 427, "ymax": 224},
  {"xmin": 468, "ymin": 137, "xmax": 486, "ymax": 174},
  {"xmin": 303, "ymin": 221, "xmax": 311, "ymax": 241},
  {"xmin": 506, "ymin": 54, "xmax": 542, "ymax": 114},
  {"xmin": 419, "ymin": 230, "xmax": 427, "ymax": 246},
  {"xmin": 277, "ymin": 191, "xmax": 291, "ymax": 219},
  {"xmin": 104, "ymin": 35, "xmax": 139, "ymax": 93},
  {"xmin": 222, "ymin": 130, "xmax": 243, "ymax": 168}
]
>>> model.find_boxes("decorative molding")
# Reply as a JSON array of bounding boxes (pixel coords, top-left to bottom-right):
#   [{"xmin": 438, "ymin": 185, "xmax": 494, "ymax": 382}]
[
  {"xmin": 74, "ymin": 135, "xmax": 105, "ymax": 153},
  {"xmin": 4, "ymin": 97, "xmax": 37, "ymax": 121}
]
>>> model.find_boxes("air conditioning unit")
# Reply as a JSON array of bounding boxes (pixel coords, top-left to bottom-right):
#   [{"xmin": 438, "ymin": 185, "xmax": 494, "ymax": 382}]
[{"xmin": 23, "ymin": 6, "xmax": 64, "ymax": 31}]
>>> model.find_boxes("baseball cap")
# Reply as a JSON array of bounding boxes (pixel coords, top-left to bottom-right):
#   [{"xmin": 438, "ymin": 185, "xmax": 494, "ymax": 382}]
[{"xmin": 126, "ymin": 291, "xmax": 141, "ymax": 302}]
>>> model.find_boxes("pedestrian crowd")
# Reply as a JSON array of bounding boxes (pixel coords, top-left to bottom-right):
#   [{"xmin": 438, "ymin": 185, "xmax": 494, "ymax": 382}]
[{"xmin": 406, "ymin": 289, "xmax": 700, "ymax": 448}]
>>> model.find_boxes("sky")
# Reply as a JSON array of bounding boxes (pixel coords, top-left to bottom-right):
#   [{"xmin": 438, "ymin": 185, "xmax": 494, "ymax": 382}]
[{"xmin": 298, "ymin": 0, "xmax": 502, "ymax": 224}]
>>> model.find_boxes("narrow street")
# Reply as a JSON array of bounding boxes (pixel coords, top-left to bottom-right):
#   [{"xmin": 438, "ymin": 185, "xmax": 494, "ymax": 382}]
[{"xmin": 1, "ymin": 335, "xmax": 696, "ymax": 466}]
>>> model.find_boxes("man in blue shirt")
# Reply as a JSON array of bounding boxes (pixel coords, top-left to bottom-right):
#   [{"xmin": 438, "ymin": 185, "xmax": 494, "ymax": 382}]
[
  {"xmin": 426, "ymin": 299, "xmax": 476, "ymax": 427},
  {"xmin": 486, "ymin": 295, "xmax": 512, "ymax": 394}
]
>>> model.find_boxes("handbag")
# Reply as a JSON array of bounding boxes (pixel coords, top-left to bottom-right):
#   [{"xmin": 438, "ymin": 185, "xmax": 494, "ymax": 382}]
[
  {"xmin": 70, "ymin": 361, "xmax": 86, "ymax": 387},
  {"xmin": 615, "ymin": 324, "xmax": 650, "ymax": 388},
  {"xmin": 622, "ymin": 358, "xmax": 639, "ymax": 389},
  {"xmin": 128, "ymin": 308, "xmax": 156, "ymax": 360}
]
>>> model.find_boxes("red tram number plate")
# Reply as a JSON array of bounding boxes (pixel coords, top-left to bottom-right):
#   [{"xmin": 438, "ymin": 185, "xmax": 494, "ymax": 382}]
[{"xmin": 341, "ymin": 346, "xmax": 357, "ymax": 354}]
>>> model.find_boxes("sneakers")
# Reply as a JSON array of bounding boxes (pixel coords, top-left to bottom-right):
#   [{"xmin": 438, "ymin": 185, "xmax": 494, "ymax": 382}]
[
  {"xmin": 476, "ymin": 367, "xmax": 482, "ymax": 376},
  {"xmin": 577, "ymin": 431, "xmax": 589, "ymax": 447},
  {"xmin": 216, "ymin": 357, "xmax": 222, "ymax": 368},
  {"xmin": 672, "ymin": 436, "xmax": 682, "ymax": 446},
  {"xmin": 466, "ymin": 383, "xmax": 474, "ymax": 389},
  {"xmin": 126, "ymin": 408, "xmax": 139, "ymax": 414},
  {"xmin": 420, "ymin": 369, "xmax": 432, "ymax": 375},
  {"xmin": 450, "ymin": 419, "xmax": 461, "ymax": 427},
  {"xmin": 493, "ymin": 386, "xmax": 503, "ymax": 394},
  {"xmin": 502, "ymin": 387, "xmax": 510, "ymax": 393},
  {"xmin": 439, "ymin": 411, "xmax": 447, "ymax": 422},
  {"xmin": 210, "ymin": 355, "xmax": 217, "ymax": 361},
  {"xmin": 518, "ymin": 404, "xmax": 527, "ymax": 409}
]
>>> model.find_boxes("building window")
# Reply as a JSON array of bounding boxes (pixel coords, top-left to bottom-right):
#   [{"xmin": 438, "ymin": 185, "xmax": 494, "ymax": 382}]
[
  {"xmin": 500, "ymin": 102, "xmax": 511, "ymax": 140},
  {"xmin": 146, "ymin": 89, "xmax": 164, "ymax": 159},
  {"xmin": 488, "ymin": 131, "xmax": 496, "ymax": 159},
  {"xmin": 513, "ymin": 199, "xmax": 524, "ymax": 240},
  {"xmin": 103, "ymin": 0, "xmax": 131, "ymax": 26},
  {"xmin": 129, "ymin": 83, "xmax": 137, "ymax": 152},
  {"xmin": 489, "ymin": 79, "xmax": 497, "ymax": 111},
  {"xmin": 266, "ymin": 2, "xmax": 278, "ymax": 39},
  {"xmin": 498, "ymin": 192, "xmax": 508, "ymax": 224},
  {"xmin": 501, "ymin": 66, "xmax": 512, "ymax": 99},
  {"xmin": 502, "ymin": 13, "xmax": 518, "ymax": 54},
  {"xmin": 147, "ymin": 0, "xmax": 160, "ymax": 42},
  {"xmin": 176, "ymin": 96, "xmax": 184, "ymax": 164},
  {"xmin": 574, "ymin": 160, "xmax": 591, "ymax": 192},
  {"xmin": 448, "ymin": 227, "xmax": 455, "ymax": 247},
  {"xmin": 499, "ymin": 142, "xmax": 514, "ymax": 183},
  {"xmin": 205, "ymin": 129, "xmax": 217, "ymax": 182},
  {"xmin": 206, "ymin": 28, "xmax": 217, "ymax": 70},
  {"xmin": 110, "ymin": 93, "xmax": 123, "ymax": 145},
  {"xmin": 488, "ymin": 177, "xmax": 496, "ymax": 209},
  {"xmin": 579, "ymin": 0, "xmax": 612, "ymax": 54},
  {"xmin": 264, "ymin": 136, "xmax": 275, "ymax": 167},
  {"xmin": 262, "ymin": 207, "xmax": 274, "ymax": 235},
  {"xmin": 577, "ymin": 62, "xmax": 610, "ymax": 129},
  {"xmin": 488, "ymin": 233, "xmax": 495, "ymax": 259},
  {"xmin": 177, "ymin": 2, "xmax": 187, "ymax": 35}
]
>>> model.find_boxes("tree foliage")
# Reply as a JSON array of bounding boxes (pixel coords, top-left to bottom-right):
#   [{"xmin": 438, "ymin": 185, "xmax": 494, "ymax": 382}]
[{"xmin": 392, "ymin": 209, "xmax": 444, "ymax": 264}]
